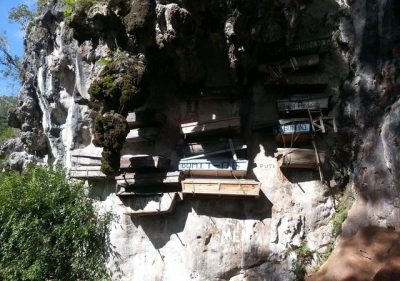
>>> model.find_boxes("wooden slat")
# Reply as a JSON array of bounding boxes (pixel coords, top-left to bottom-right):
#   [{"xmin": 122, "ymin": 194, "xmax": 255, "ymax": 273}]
[
  {"xmin": 181, "ymin": 179, "xmax": 260, "ymax": 197},
  {"xmin": 181, "ymin": 117, "xmax": 240, "ymax": 135},
  {"xmin": 274, "ymin": 148, "xmax": 325, "ymax": 169}
]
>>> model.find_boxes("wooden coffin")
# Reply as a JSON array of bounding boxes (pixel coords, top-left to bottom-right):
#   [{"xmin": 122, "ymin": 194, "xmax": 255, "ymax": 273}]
[
  {"xmin": 259, "ymin": 54, "xmax": 320, "ymax": 74},
  {"xmin": 70, "ymin": 147, "xmax": 102, "ymax": 166},
  {"xmin": 289, "ymin": 37, "xmax": 331, "ymax": 55},
  {"xmin": 121, "ymin": 192, "xmax": 181, "ymax": 216},
  {"xmin": 116, "ymin": 171, "xmax": 181, "ymax": 187},
  {"xmin": 273, "ymin": 119, "xmax": 312, "ymax": 143},
  {"xmin": 277, "ymin": 94, "xmax": 330, "ymax": 114},
  {"xmin": 265, "ymin": 73, "xmax": 328, "ymax": 91},
  {"xmin": 181, "ymin": 178, "xmax": 260, "ymax": 197},
  {"xmin": 125, "ymin": 128, "xmax": 159, "ymax": 143},
  {"xmin": 69, "ymin": 166, "xmax": 107, "ymax": 180},
  {"xmin": 179, "ymin": 159, "xmax": 248, "ymax": 177},
  {"xmin": 126, "ymin": 110, "xmax": 164, "ymax": 128},
  {"xmin": 181, "ymin": 117, "xmax": 240, "ymax": 136},
  {"xmin": 71, "ymin": 156, "xmax": 101, "ymax": 166},
  {"xmin": 177, "ymin": 139, "xmax": 245, "ymax": 157},
  {"xmin": 120, "ymin": 155, "xmax": 170, "ymax": 171},
  {"xmin": 274, "ymin": 148, "xmax": 325, "ymax": 169}
]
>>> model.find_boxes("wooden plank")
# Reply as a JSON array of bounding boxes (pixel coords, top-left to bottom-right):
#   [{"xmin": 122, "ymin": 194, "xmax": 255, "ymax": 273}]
[
  {"xmin": 181, "ymin": 178, "xmax": 260, "ymax": 197},
  {"xmin": 274, "ymin": 148, "xmax": 325, "ymax": 169},
  {"xmin": 121, "ymin": 192, "xmax": 181, "ymax": 216},
  {"xmin": 116, "ymin": 171, "xmax": 181, "ymax": 187},
  {"xmin": 181, "ymin": 117, "xmax": 240, "ymax": 136},
  {"xmin": 176, "ymin": 139, "xmax": 244, "ymax": 157},
  {"xmin": 125, "ymin": 128, "xmax": 159, "ymax": 143},
  {"xmin": 120, "ymin": 155, "xmax": 170, "ymax": 171},
  {"xmin": 179, "ymin": 159, "xmax": 248, "ymax": 178}
]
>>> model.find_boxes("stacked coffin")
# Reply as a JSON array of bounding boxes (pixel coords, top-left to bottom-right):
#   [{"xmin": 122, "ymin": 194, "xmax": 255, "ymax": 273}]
[
  {"xmin": 261, "ymin": 38, "xmax": 335, "ymax": 175},
  {"xmin": 273, "ymin": 94, "xmax": 331, "ymax": 172},
  {"xmin": 114, "ymin": 109, "xmax": 183, "ymax": 216},
  {"xmin": 69, "ymin": 147, "xmax": 107, "ymax": 180},
  {"xmin": 179, "ymin": 113, "xmax": 260, "ymax": 197}
]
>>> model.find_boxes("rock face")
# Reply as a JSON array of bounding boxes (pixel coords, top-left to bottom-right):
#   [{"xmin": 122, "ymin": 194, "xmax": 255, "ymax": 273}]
[{"xmin": 6, "ymin": 0, "xmax": 400, "ymax": 280}]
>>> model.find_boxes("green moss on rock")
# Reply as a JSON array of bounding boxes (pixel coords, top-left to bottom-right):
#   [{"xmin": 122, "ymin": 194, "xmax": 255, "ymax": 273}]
[{"xmin": 93, "ymin": 112, "xmax": 129, "ymax": 175}]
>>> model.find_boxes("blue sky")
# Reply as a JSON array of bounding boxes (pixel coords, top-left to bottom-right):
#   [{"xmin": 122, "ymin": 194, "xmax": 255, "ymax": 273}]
[{"xmin": 0, "ymin": 0, "xmax": 36, "ymax": 96}]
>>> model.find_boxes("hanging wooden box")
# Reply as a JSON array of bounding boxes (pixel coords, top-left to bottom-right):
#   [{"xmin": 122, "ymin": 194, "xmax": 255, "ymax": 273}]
[
  {"xmin": 181, "ymin": 117, "xmax": 240, "ymax": 136},
  {"xmin": 273, "ymin": 119, "xmax": 312, "ymax": 143},
  {"xmin": 69, "ymin": 166, "xmax": 107, "ymax": 180},
  {"xmin": 181, "ymin": 178, "xmax": 260, "ymax": 197},
  {"xmin": 125, "ymin": 128, "xmax": 159, "ymax": 143},
  {"xmin": 116, "ymin": 171, "xmax": 182, "ymax": 187},
  {"xmin": 277, "ymin": 94, "xmax": 330, "ymax": 115},
  {"xmin": 178, "ymin": 159, "xmax": 248, "ymax": 178},
  {"xmin": 126, "ymin": 110, "xmax": 164, "ymax": 128},
  {"xmin": 274, "ymin": 148, "xmax": 325, "ymax": 169},
  {"xmin": 120, "ymin": 155, "xmax": 170, "ymax": 171}
]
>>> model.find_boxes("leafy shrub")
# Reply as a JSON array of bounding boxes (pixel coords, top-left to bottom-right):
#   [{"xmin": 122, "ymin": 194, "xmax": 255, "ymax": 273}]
[{"xmin": 0, "ymin": 166, "xmax": 112, "ymax": 281}]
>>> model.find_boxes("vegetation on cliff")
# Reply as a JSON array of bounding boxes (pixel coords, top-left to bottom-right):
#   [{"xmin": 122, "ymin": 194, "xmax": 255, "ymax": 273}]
[
  {"xmin": 0, "ymin": 166, "xmax": 112, "ymax": 281},
  {"xmin": 0, "ymin": 96, "xmax": 19, "ymax": 144}
]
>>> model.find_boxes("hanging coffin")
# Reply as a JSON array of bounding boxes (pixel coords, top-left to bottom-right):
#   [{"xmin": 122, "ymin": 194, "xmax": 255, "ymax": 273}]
[
  {"xmin": 120, "ymin": 155, "xmax": 170, "ymax": 171},
  {"xmin": 125, "ymin": 128, "xmax": 159, "ymax": 143},
  {"xmin": 181, "ymin": 178, "xmax": 260, "ymax": 197},
  {"xmin": 181, "ymin": 117, "xmax": 240, "ymax": 137},
  {"xmin": 273, "ymin": 119, "xmax": 312, "ymax": 143},
  {"xmin": 116, "ymin": 171, "xmax": 182, "ymax": 187},
  {"xmin": 277, "ymin": 94, "xmax": 331, "ymax": 115},
  {"xmin": 69, "ymin": 166, "xmax": 107, "ymax": 180},
  {"xmin": 126, "ymin": 110, "xmax": 165, "ymax": 128},
  {"xmin": 178, "ymin": 158, "xmax": 248, "ymax": 177},
  {"xmin": 274, "ymin": 148, "xmax": 326, "ymax": 169}
]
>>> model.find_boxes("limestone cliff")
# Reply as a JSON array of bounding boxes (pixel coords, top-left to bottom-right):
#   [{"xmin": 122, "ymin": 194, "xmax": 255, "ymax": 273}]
[{"xmin": 2, "ymin": 0, "xmax": 399, "ymax": 280}]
